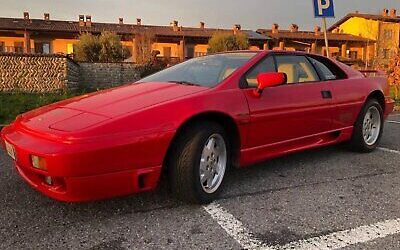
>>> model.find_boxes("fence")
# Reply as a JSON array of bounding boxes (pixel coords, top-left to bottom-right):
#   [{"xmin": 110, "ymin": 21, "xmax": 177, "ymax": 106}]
[{"xmin": 0, "ymin": 53, "xmax": 142, "ymax": 93}]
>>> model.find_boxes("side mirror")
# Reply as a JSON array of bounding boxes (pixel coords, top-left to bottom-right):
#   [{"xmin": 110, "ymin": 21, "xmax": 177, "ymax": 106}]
[{"xmin": 253, "ymin": 72, "xmax": 286, "ymax": 97}]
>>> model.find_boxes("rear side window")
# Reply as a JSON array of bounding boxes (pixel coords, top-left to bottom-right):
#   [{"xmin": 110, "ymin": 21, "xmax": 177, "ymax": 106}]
[
  {"xmin": 308, "ymin": 57, "xmax": 337, "ymax": 80},
  {"xmin": 275, "ymin": 55, "xmax": 319, "ymax": 84},
  {"xmin": 307, "ymin": 56, "xmax": 347, "ymax": 80}
]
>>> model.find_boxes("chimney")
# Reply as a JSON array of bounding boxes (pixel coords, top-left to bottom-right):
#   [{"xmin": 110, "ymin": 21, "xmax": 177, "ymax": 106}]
[
  {"xmin": 314, "ymin": 25, "xmax": 321, "ymax": 35},
  {"xmin": 382, "ymin": 8, "xmax": 389, "ymax": 17},
  {"xmin": 290, "ymin": 24, "xmax": 299, "ymax": 32},
  {"xmin": 272, "ymin": 23, "xmax": 279, "ymax": 34},
  {"xmin": 79, "ymin": 15, "xmax": 85, "ymax": 27},
  {"xmin": 23, "ymin": 12, "xmax": 29, "ymax": 20},
  {"xmin": 119, "ymin": 17, "xmax": 123, "ymax": 25},
  {"xmin": 86, "ymin": 15, "xmax": 92, "ymax": 27},
  {"xmin": 137, "ymin": 18, "xmax": 142, "ymax": 26},
  {"xmin": 233, "ymin": 24, "xmax": 241, "ymax": 35},
  {"xmin": 390, "ymin": 9, "xmax": 397, "ymax": 18},
  {"xmin": 172, "ymin": 20, "xmax": 179, "ymax": 31},
  {"xmin": 332, "ymin": 27, "xmax": 340, "ymax": 33},
  {"xmin": 44, "ymin": 13, "xmax": 50, "ymax": 21},
  {"xmin": 200, "ymin": 21, "xmax": 205, "ymax": 29}
]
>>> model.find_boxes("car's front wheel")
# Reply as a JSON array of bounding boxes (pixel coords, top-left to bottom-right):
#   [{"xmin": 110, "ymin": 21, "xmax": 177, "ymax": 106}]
[
  {"xmin": 169, "ymin": 122, "xmax": 229, "ymax": 204},
  {"xmin": 349, "ymin": 99, "xmax": 383, "ymax": 152}
]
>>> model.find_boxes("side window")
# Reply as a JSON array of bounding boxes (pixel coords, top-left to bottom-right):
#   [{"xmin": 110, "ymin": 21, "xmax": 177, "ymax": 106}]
[
  {"xmin": 310, "ymin": 57, "xmax": 338, "ymax": 81},
  {"xmin": 245, "ymin": 56, "xmax": 276, "ymax": 87},
  {"xmin": 275, "ymin": 55, "xmax": 319, "ymax": 84}
]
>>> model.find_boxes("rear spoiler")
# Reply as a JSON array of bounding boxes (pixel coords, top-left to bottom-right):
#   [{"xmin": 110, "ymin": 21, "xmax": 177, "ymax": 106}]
[{"xmin": 359, "ymin": 70, "xmax": 386, "ymax": 77}]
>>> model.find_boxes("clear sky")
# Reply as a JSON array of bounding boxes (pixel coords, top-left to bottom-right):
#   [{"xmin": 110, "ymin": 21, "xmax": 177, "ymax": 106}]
[{"xmin": 1, "ymin": 0, "xmax": 400, "ymax": 30}]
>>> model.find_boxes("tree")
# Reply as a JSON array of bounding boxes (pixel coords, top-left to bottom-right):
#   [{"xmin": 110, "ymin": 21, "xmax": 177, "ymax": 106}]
[
  {"xmin": 134, "ymin": 31, "xmax": 155, "ymax": 64},
  {"xmin": 74, "ymin": 33, "xmax": 101, "ymax": 62},
  {"xmin": 74, "ymin": 32, "xmax": 130, "ymax": 62},
  {"xmin": 207, "ymin": 32, "xmax": 249, "ymax": 53},
  {"xmin": 99, "ymin": 31, "xmax": 130, "ymax": 62},
  {"xmin": 387, "ymin": 50, "xmax": 400, "ymax": 100}
]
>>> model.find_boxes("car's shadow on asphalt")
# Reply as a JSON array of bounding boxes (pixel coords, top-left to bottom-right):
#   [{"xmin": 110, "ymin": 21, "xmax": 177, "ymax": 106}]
[{"xmin": 1, "ymin": 144, "xmax": 353, "ymax": 224}]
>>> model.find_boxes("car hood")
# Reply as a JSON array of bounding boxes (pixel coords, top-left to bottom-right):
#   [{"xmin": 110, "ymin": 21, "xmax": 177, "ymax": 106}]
[{"xmin": 18, "ymin": 82, "xmax": 208, "ymax": 134}]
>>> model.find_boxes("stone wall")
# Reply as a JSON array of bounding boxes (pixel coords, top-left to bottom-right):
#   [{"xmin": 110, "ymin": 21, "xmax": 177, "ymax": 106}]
[
  {"xmin": 0, "ymin": 53, "xmax": 80, "ymax": 92},
  {"xmin": 0, "ymin": 54, "xmax": 142, "ymax": 93},
  {"xmin": 79, "ymin": 63, "xmax": 141, "ymax": 89}
]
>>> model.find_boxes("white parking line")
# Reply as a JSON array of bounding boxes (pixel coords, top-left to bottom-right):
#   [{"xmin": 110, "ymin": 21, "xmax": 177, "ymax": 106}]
[
  {"xmin": 378, "ymin": 147, "xmax": 400, "ymax": 155},
  {"xmin": 387, "ymin": 120, "xmax": 400, "ymax": 124},
  {"xmin": 274, "ymin": 218, "xmax": 400, "ymax": 250},
  {"xmin": 205, "ymin": 203, "xmax": 400, "ymax": 250},
  {"xmin": 203, "ymin": 202, "xmax": 266, "ymax": 250}
]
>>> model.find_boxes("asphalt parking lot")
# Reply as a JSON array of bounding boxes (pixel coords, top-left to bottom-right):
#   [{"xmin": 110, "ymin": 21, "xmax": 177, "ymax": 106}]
[{"xmin": 1, "ymin": 113, "xmax": 400, "ymax": 250}]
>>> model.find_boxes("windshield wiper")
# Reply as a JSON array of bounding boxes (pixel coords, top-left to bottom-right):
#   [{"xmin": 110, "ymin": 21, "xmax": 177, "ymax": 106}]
[{"xmin": 167, "ymin": 81, "xmax": 201, "ymax": 86}]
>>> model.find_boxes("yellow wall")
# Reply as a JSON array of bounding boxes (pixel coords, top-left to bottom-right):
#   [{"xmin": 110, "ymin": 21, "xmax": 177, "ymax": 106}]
[
  {"xmin": 194, "ymin": 44, "xmax": 208, "ymax": 53},
  {"xmin": 338, "ymin": 17, "xmax": 399, "ymax": 61},
  {"xmin": 249, "ymin": 45, "xmax": 261, "ymax": 51},
  {"xmin": 0, "ymin": 36, "xmax": 33, "ymax": 51},
  {"xmin": 379, "ymin": 22, "xmax": 400, "ymax": 49},
  {"xmin": 52, "ymin": 39, "xmax": 78, "ymax": 54},
  {"xmin": 338, "ymin": 17, "xmax": 379, "ymax": 40},
  {"xmin": 152, "ymin": 42, "xmax": 179, "ymax": 57}
]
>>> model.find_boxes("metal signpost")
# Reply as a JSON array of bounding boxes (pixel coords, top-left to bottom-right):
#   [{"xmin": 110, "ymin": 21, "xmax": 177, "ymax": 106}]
[{"xmin": 313, "ymin": 0, "xmax": 335, "ymax": 58}]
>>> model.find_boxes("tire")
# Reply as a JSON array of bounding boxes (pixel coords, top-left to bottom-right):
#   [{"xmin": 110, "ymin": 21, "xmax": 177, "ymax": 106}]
[
  {"xmin": 168, "ymin": 122, "xmax": 230, "ymax": 204},
  {"xmin": 349, "ymin": 99, "xmax": 384, "ymax": 152}
]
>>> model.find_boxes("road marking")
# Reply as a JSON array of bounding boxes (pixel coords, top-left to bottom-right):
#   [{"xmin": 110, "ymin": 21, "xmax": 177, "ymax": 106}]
[
  {"xmin": 378, "ymin": 147, "xmax": 400, "ymax": 155},
  {"xmin": 387, "ymin": 120, "xmax": 400, "ymax": 124},
  {"xmin": 203, "ymin": 202, "xmax": 266, "ymax": 250},
  {"xmin": 205, "ymin": 202, "xmax": 400, "ymax": 250},
  {"xmin": 274, "ymin": 218, "xmax": 400, "ymax": 250}
]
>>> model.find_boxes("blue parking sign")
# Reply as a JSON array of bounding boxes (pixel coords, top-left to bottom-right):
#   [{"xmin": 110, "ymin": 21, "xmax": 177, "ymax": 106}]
[{"xmin": 313, "ymin": 0, "xmax": 335, "ymax": 18}]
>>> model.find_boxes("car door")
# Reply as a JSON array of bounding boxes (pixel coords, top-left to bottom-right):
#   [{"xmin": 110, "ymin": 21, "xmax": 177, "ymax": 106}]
[
  {"xmin": 307, "ymin": 55, "xmax": 363, "ymax": 130},
  {"xmin": 242, "ymin": 54, "xmax": 334, "ymax": 149}
]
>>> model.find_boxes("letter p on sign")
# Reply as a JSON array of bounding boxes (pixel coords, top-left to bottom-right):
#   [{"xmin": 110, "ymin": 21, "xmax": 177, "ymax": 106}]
[{"xmin": 313, "ymin": 0, "xmax": 335, "ymax": 18}]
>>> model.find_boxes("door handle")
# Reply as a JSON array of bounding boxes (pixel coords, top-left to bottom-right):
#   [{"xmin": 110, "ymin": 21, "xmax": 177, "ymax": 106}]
[{"xmin": 321, "ymin": 90, "xmax": 332, "ymax": 99}]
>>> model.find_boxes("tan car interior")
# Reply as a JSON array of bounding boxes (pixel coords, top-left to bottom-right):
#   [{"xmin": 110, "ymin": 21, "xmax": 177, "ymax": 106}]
[{"xmin": 277, "ymin": 62, "xmax": 318, "ymax": 84}]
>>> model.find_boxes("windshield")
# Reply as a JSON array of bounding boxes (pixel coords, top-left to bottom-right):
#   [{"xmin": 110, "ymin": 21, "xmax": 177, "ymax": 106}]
[{"xmin": 138, "ymin": 52, "xmax": 258, "ymax": 87}]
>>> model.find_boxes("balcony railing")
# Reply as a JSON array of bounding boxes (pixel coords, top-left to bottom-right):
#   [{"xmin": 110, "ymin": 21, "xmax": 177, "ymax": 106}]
[{"xmin": 0, "ymin": 46, "xmax": 35, "ymax": 54}]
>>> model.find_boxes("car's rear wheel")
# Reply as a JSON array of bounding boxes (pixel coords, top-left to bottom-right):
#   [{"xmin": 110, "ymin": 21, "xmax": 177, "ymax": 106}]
[
  {"xmin": 169, "ymin": 122, "xmax": 229, "ymax": 204},
  {"xmin": 349, "ymin": 99, "xmax": 383, "ymax": 152}
]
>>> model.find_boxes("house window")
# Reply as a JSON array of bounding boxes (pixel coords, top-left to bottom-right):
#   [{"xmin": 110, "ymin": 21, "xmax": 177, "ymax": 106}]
[
  {"xmin": 163, "ymin": 47, "xmax": 171, "ymax": 59},
  {"xmin": 34, "ymin": 42, "xmax": 51, "ymax": 54},
  {"xmin": 383, "ymin": 29, "xmax": 393, "ymax": 40},
  {"xmin": 382, "ymin": 49, "xmax": 391, "ymax": 59},
  {"xmin": 331, "ymin": 52, "xmax": 339, "ymax": 58},
  {"xmin": 67, "ymin": 43, "xmax": 74, "ymax": 54},
  {"xmin": 0, "ymin": 42, "xmax": 4, "ymax": 52},
  {"xmin": 186, "ymin": 47, "xmax": 195, "ymax": 59},
  {"xmin": 14, "ymin": 42, "xmax": 24, "ymax": 53},
  {"xmin": 349, "ymin": 51, "xmax": 358, "ymax": 60},
  {"xmin": 122, "ymin": 46, "xmax": 133, "ymax": 59}
]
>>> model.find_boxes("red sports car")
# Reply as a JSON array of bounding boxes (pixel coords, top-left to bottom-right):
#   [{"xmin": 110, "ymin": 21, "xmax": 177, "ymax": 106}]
[{"xmin": 1, "ymin": 51, "xmax": 395, "ymax": 203}]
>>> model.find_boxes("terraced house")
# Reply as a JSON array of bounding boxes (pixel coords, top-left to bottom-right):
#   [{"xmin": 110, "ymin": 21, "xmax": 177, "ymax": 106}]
[
  {"xmin": 257, "ymin": 24, "xmax": 373, "ymax": 67},
  {"xmin": 329, "ymin": 8, "xmax": 400, "ymax": 66},
  {"xmin": 0, "ymin": 12, "xmax": 270, "ymax": 62}
]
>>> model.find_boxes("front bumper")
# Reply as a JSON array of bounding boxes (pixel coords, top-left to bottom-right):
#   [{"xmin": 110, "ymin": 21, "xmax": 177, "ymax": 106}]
[
  {"xmin": 1, "ymin": 124, "xmax": 173, "ymax": 202},
  {"xmin": 14, "ymin": 161, "xmax": 161, "ymax": 202}
]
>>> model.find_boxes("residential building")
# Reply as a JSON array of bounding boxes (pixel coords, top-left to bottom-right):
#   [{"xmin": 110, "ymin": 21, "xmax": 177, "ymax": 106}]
[
  {"xmin": 328, "ymin": 8, "xmax": 400, "ymax": 66},
  {"xmin": 0, "ymin": 12, "xmax": 270, "ymax": 62},
  {"xmin": 257, "ymin": 23, "xmax": 373, "ymax": 67}
]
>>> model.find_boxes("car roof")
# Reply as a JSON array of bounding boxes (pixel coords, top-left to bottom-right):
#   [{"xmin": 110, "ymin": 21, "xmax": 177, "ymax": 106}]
[{"xmin": 211, "ymin": 50, "xmax": 311, "ymax": 57}]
